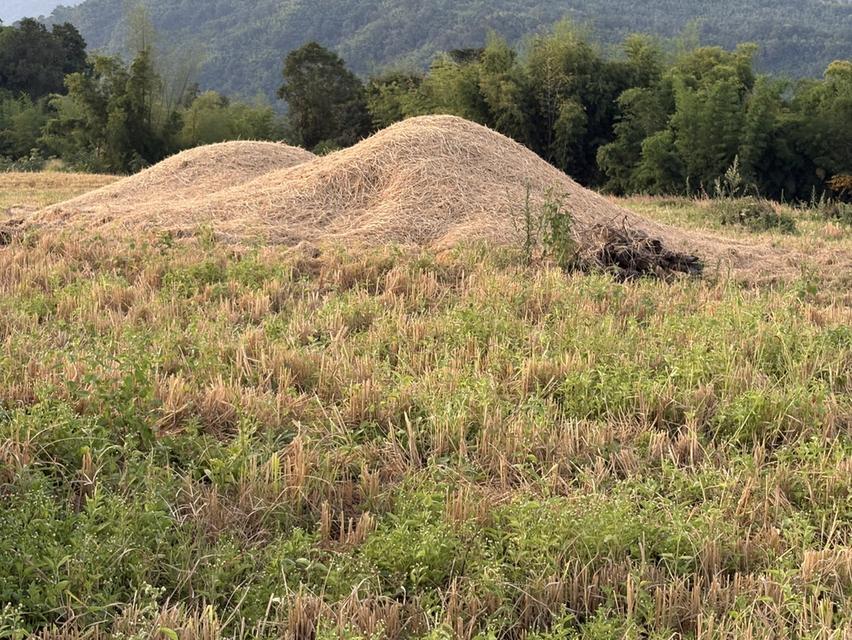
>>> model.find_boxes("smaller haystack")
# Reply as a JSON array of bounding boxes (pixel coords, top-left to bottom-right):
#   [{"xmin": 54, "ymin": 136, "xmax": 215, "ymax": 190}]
[{"xmin": 41, "ymin": 141, "xmax": 315, "ymax": 217}]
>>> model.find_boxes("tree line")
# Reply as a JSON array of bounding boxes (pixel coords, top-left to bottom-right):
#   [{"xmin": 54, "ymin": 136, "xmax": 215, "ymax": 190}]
[
  {"xmin": 285, "ymin": 23, "xmax": 851, "ymax": 201},
  {"xmin": 1, "ymin": 16, "xmax": 850, "ymax": 201},
  {"xmin": 0, "ymin": 17, "xmax": 283, "ymax": 173}
]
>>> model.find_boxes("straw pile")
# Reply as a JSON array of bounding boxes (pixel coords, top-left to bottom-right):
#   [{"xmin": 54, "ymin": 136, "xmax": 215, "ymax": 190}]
[
  {"xmin": 42, "ymin": 141, "xmax": 316, "ymax": 214},
  {"xmin": 34, "ymin": 116, "xmax": 812, "ymax": 279}
]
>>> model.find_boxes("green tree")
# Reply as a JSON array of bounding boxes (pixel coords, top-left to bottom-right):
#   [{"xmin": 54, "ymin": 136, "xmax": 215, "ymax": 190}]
[
  {"xmin": 52, "ymin": 22, "xmax": 88, "ymax": 77},
  {"xmin": 671, "ymin": 72, "xmax": 745, "ymax": 191},
  {"xmin": 123, "ymin": 4, "xmax": 203, "ymax": 128},
  {"xmin": 277, "ymin": 42, "xmax": 371, "ymax": 150},
  {"xmin": 793, "ymin": 61, "xmax": 852, "ymax": 188},
  {"xmin": 418, "ymin": 53, "xmax": 490, "ymax": 123},
  {"xmin": 44, "ymin": 51, "xmax": 180, "ymax": 172},
  {"xmin": 736, "ymin": 76, "xmax": 802, "ymax": 198},
  {"xmin": 477, "ymin": 34, "xmax": 530, "ymax": 143},
  {"xmin": 597, "ymin": 87, "xmax": 670, "ymax": 194},
  {"xmin": 0, "ymin": 19, "xmax": 88, "ymax": 99},
  {"xmin": 620, "ymin": 34, "xmax": 666, "ymax": 89},
  {"xmin": 365, "ymin": 71, "xmax": 427, "ymax": 129},
  {"xmin": 180, "ymin": 91, "xmax": 283, "ymax": 146},
  {"xmin": 524, "ymin": 20, "xmax": 631, "ymax": 183},
  {"xmin": 606, "ymin": 44, "xmax": 762, "ymax": 195},
  {"xmin": 0, "ymin": 92, "xmax": 47, "ymax": 160},
  {"xmin": 633, "ymin": 129, "xmax": 684, "ymax": 194}
]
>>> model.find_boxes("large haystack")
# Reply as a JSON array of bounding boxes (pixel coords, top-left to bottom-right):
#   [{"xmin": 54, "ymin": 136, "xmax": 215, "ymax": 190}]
[
  {"xmin": 35, "ymin": 116, "xmax": 804, "ymax": 279},
  {"xmin": 41, "ymin": 141, "xmax": 315, "ymax": 214}
]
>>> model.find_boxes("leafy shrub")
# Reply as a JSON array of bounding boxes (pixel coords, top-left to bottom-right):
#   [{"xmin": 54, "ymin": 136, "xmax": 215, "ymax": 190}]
[
  {"xmin": 541, "ymin": 193, "xmax": 580, "ymax": 271},
  {"xmin": 714, "ymin": 197, "xmax": 797, "ymax": 234},
  {"xmin": 0, "ymin": 149, "xmax": 46, "ymax": 172},
  {"xmin": 360, "ymin": 491, "xmax": 460, "ymax": 591},
  {"xmin": 818, "ymin": 201, "xmax": 852, "ymax": 226},
  {"xmin": 516, "ymin": 187, "xmax": 578, "ymax": 270},
  {"xmin": 312, "ymin": 140, "xmax": 343, "ymax": 155}
]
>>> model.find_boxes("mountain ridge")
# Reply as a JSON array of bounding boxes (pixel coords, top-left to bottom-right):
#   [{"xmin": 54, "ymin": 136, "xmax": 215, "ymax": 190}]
[{"xmin": 45, "ymin": 0, "xmax": 852, "ymax": 100}]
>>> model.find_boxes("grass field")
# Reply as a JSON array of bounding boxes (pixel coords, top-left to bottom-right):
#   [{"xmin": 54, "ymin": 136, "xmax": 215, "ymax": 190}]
[
  {"xmin": 1, "ymin": 174, "xmax": 850, "ymax": 639},
  {"xmin": 0, "ymin": 172, "xmax": 117, "ymax": 212}
]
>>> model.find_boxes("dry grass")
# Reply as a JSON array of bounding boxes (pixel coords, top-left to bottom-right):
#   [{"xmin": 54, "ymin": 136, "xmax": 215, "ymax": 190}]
[
  {"xmin": 623, "ymin": 195, "xmax": 852, "ymax": 290},
  {"xmin": 1, "ymin": 154, "xmax": 851, "ymax": 640},
  {"xmin": 0, "ymin": 226, "xmax": 850, "ymax": 639},
  {"xmin": 29, "ymin": 116, "xmax": 842, "ymax": 283},
  {"xmin": 0, "ymin": 171, "xmax": 118, "ymax": 212}
]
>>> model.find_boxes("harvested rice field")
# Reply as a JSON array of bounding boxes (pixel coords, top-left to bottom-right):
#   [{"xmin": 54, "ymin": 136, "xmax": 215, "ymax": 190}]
[
  {"xmin": 0, "ymin": 172, "xmax": 118, "ymax": 213},
  {"xmin": 1, "ymin": 124, "xmax": 851, "ymax": 640}
]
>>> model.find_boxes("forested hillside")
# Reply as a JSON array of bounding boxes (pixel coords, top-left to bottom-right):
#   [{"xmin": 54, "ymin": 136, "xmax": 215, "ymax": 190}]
[
  {"xmin": 1, "ymin": 1, "xmax": 82, "ymax": 24},
  {"xmin": 46, "ymin": 0, "xmax": 852, "ymax": 99}
]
